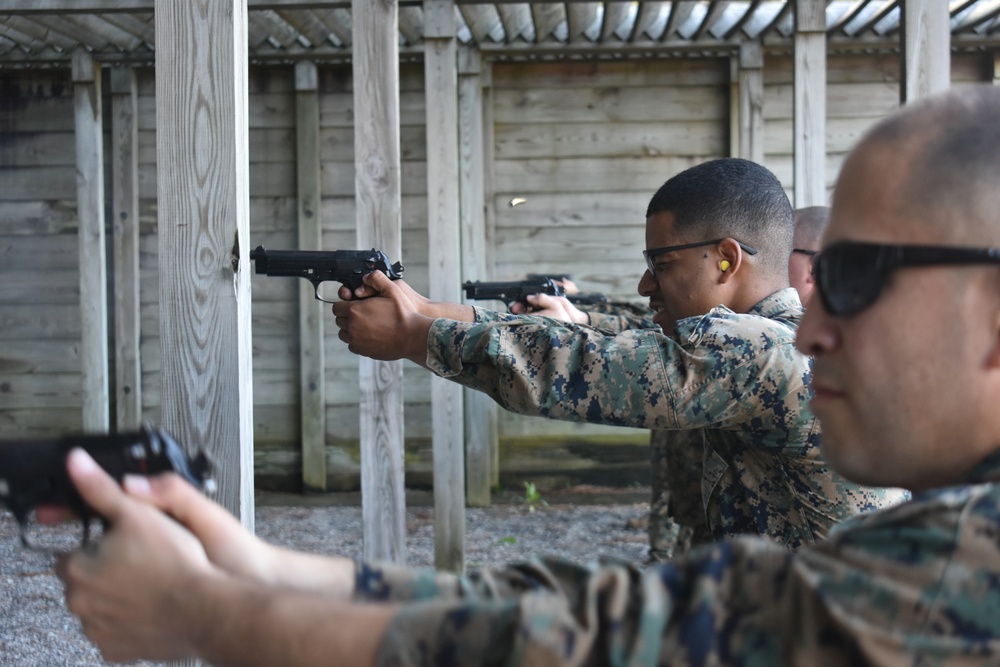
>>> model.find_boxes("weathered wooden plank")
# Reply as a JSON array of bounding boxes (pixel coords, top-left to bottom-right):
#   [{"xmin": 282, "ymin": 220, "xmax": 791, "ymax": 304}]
[
  {"xmin": 482, "ymin": 59, "xmax": 499, "ymax": 487},
  {"xmin": 901, "ymin": 0, "xmax": 950, "ymax": 102},
  {"xmin": 0, "ymin": 372, "xmax": 82, "ymax": 409},
  {"xmin": 352, "ymin": 0, "xmax": 407, "ymax": 565},
  {"xmin": 793, "ymin": 0, "xmax": 826, "ymax": 207},
  {"xmin": 531, "ymin": 2, "xmax": 566, "ymax": 42},
  {"xmin": 154, "ymin": 0, "xmax": 254, "ymax": 548},
  {"xmin": 492, "ymin": 56, "xmax": 729, "ymax": 88},
  {"xmin": 141, "ymin": 365, "xmax": 435, "ymax": 408},
  {"xmin": 0, "ymin": 200, "xmax": 78, "ymax": 235},
  {"xmin": 425, "ymin": 0, "xmax": 465, "ymax": 572},
  {"xmin": 493, "ymin": 85, "xmax": 728, "ymax": 124},
  {"xmin": 493, "ymin": 118, "xmax": 724, "ymax": 159},
  {"xmin": 493, "ymin": 155, "xmax": 708, "ymax": 194},
  {"xmin": 737, "ymin": 40, "xmax": 764, "ymax": 163},
  {"xmin": 458, "ymin": 45, "xmax": 494, "ymax": 508},
  {"xmin": 492, "ymin": 191, "xmax": 648, "ymax": 229},
  {"xmin": 316, "ymin": 90, "xmax": 428, "ymax": 127},
  {"xmin": 0, "ymin": 408, "xmax": 84, "ymax": 438},
  {"xmin": 0, "ymin": 339, "xmax": 81, "ymax": 373},
  {"xmin": 111, "ymin": 67, "xmax": 142, "ymax": 431},
  {"xmin": 0, "ymin": 233, "xmax": 78, "ymax": 269},
  {"xmin": 492, "ymin": 226, "xmax": 644, "ymax": 262},
  {"xmin": 0, "ymin": 304, "xmax": 82, "ymax": 339},
  {"xmin": 0, "ymin": 131, "xmax": 77, "ymax": 168},
  {"xmin": 72, "ymin": 50, "xmax": 109, "ymax": 433},
  {"xmin": 295, "ymin": 60, "xmax": 327, "ymax": 493},
  {"xmin": 0, "ymin": 166, "xmax": 77, "ymax": 201}
]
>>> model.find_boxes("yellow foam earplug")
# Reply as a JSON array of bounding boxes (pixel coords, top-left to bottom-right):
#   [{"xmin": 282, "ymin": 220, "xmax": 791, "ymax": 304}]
[{"xmin": 720, "ymin": 260, "xmax": 731, "ymax": 272}]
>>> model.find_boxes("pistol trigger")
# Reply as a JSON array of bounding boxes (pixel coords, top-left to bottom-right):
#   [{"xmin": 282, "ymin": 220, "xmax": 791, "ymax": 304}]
[
  {"xmin": 17, "ymin": 523, "xmax": 31, "ymax": 548},
  {"xmin": 81, "ymin": 517, "xmax": 91, "ymax": 545}
]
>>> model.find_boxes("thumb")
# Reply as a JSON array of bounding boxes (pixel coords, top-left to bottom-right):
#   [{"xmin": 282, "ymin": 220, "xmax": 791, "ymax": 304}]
[
  {"xmin": 366, "ymin": 268, "xmax": 402, "ymax": 294},
  {"xmin": 66, "ymin": 448, "xmax": 125, "ymax": 522},
  {"xmin": 123, "ymin": 473, "xmax": 238, "ymax": 538}
]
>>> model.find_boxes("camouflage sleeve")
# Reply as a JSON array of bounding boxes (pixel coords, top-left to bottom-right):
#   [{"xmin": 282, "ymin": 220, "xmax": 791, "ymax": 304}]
[
  {"xmin": 355, "ymin": 538, "xmax": 870, "ymax": 667},
  {"xmin": 424, "ymin": 315, "xmax": 809, "ymax": 432},
  {"xmin": 582, "ymin": 301, "xmax": 657, "ymax": 333}
]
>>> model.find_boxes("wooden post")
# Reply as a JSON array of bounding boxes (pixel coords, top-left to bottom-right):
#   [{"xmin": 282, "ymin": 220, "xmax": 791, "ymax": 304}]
[
  {"xmin": 994, "ymin": 53, "xmax": 1000, "ymax": 85},
  {"xmin": 737, "ymin": 40, "xmax": 764, "ymax": 164},
  {"xmin": 793, "ymin": 0, "xmax": 826, "ymax": 207},
  {"xmin": 901, "ymin": 0, "xmax": 950, "ymax": 103},
  {"xmin": 352, "ymin": 0, "xmax": 407, "ymax": 564},
  {"xmin": 154, "ymin": 0, "xmax": 254, "ymax": 568},
  {"xmin": 458, "ymin": 45, "xmax": 494, "ymax": 509},
  {"xmin": 295, "ymin": 61, "xmax": 327, "ymax": 493},
  {"xmin": 425, "ymin": 0, "xmax": 465, "ymax": 572},
  {"xmin": 72, "ymin": 50, "xmax": 109, "ymax": 433},
  {"xmin": 110, "ymin": 67, "xmax": 141, "ymax": 432},
  {"xmin": 481, "ymin": 58, "xmax": 500, "ymax": 490}
]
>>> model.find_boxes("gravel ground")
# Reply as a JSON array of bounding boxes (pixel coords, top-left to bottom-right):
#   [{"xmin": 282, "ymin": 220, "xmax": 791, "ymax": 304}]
[{"xmin": 0, "ymin": 488, "xmax": 650, "ymax": 666}]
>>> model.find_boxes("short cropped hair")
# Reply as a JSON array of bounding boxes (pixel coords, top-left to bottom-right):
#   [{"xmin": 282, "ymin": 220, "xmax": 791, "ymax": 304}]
[
  {"xmin": 794, "ymin": 206, "xmax": 830, "ymax": 252},
  {"xmin": 646, "ymin": 158, "xmax": 794, "ymax": 274},
  {"xmin": 864, "ymin": 86, "xmax": 1000, "ymax": 240}
]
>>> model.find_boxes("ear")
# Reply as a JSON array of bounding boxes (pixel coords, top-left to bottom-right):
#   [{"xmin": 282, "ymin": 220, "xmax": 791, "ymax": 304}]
[{"xmin": 716, "ymin": 238, "xmax": 743, "ymax": 285}]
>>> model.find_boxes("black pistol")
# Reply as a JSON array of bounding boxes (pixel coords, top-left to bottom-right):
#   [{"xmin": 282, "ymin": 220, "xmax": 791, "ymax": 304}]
[
  {"xmin": 463, "ymin": 277, "xmax": 566, "ymax": 310},
  {"xmin": 0, "ymin": 423, "xmax": 215, "ymax": 549},
  {"xmin": 249, "ymin": 245, "xmax": 404, "ymax": 303}
]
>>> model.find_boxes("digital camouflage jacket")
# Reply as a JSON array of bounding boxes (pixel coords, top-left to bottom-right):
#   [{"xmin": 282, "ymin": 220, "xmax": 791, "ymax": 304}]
[
  {"xmin": 359, "ymin": 450, "xmax": 1000, "ymax": 666},
  {"xmin": 427, "ymin": 288, "xmax": 906, "ymax": 546}
]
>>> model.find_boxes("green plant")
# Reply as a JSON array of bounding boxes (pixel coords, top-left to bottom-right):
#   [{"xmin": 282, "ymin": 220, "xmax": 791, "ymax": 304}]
[
  {"xmin": 522, "ymin": 481, "xmax": 548, "ymax": 513},
  {"xmin": 497, "ymin": 536, "xmax": 517, "ymax": 546}
]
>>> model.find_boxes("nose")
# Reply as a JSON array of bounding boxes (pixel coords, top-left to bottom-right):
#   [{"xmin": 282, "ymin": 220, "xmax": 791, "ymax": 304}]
[
  {"xmin": 795, "ymin": 292, "xmax": 840, "ymax": 356},
  {"xmin": 637, "ymin": 269, "xmax": 656, "ymax": 297}
]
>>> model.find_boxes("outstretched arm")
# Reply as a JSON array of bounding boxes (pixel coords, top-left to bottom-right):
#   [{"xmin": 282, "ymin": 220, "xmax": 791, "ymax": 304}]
[
  {"xmin": 54, "ymin": 449, "xmax": 394, "ymax": 666},
  {"xmin": 333, "ymin": 271, "xmax": 475, "ymax": 366}
]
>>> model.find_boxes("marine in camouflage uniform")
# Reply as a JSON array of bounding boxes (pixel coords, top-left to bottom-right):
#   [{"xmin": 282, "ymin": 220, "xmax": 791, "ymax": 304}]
[
  {"xmin": 426, "ymin": 287, "xmax": 907, "ymax": 548},
  {"xmin": 360, "ymin": 451, "xmax": 1000, "ymax": 666},
  {"xmin": 583, "ymin": 299, "xmax": 707, "ymax": 560}
]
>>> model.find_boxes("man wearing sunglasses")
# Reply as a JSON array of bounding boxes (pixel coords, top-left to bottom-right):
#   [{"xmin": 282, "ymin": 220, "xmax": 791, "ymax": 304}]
[
  {"xmin": 54, "ymin": 87, "xmax": 1000, "ymax": 666},
  {"xmin": 330, "ymin": 157, "xmax": 904, "ymax": 550}
]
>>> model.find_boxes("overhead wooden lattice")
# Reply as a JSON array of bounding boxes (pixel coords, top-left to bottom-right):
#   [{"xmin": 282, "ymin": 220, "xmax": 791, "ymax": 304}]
[{"xmin": 0, "ymin": 1, "xmax": 998, "ymax": 64}]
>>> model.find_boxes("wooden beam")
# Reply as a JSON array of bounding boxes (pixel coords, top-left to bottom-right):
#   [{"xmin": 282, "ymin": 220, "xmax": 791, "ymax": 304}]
[
  {"xmin": 425, "ymin": 0, "xmax": 466, "ymax": 573},
  {"xmin": 481, "ymin": 58, "xmax": 500, "ymax": 489},
  {"xmin": 900, "ymin": 0, "xmax": 950, "ymax": 103},
  {"xmin": 295, "ymin": 60, "xmax": 326, "ymax": 493},
  {"xmin": 110, "ymin": 66, "xmax": 141, "ymax": 431},
  {"xmin": 0, "ymin": 0, "xmax": 620, "ymax": 13},
  {"xmin": 72, "ymin": 50, "xmax": 109, "ymax": 433},
  {"xmin": 736, "ymin": 40, "xmax": 763, "ymax": 164},
  {"xmin": 793, "ymin": 0, "xmax": 826, "ymax": 207},
  {"xmin": 154, "ymin": 0, "xmax": 254, "ymax": 543},
  {"xmin": 352, "ymin": 0, "xmax": 407, "ymax": 564},
  {"xmin": 458, "ymin": 45, "xmax": 495, "ymax": 509}
]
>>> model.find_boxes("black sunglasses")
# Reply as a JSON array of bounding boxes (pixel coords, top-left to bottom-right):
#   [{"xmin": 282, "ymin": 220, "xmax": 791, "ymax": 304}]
[
  {"xmin": 814, "ymin": 241, "xmax": 1000, "ymax": 317},
  {"xmin": 643, "ymin": 238, "xmax": 759, "ymax": 274}
]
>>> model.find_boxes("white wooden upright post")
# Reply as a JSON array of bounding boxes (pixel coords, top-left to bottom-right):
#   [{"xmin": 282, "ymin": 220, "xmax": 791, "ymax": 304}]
[
  {"xmin": 154, "ymin": 0, "xmax": 255, "ymax": 590},
  {"xmin": 735, "ymin": 41, "xmax": 764, "ymax": 164},
  {"xmin": 793, "ymin": 0, "xmax": 827, "ymax": 207},
  {"xmin": 352, "ymin": 0, "xmax": 408, "ymax": 563},
  {"xmin": 901, "ymin": 0, "xmax": 950, "ymax": 103},
  {"xmin": 296, "ymin": 61, "xmax": 327, "ymax": 493},
  {"xmin": 459, "ymin": 45, "xmax": 495, "ymax": 509},
  {"xmin": 425, "ymin": 0, "xmax": 466, "ymax": 572},
  {"xmin": 110, "ymin": 67, "xmax": 142, "ymax": 432},
  {"xmin": 72, "ymin": 50, "xmax": 109, "ymax": 433}
]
